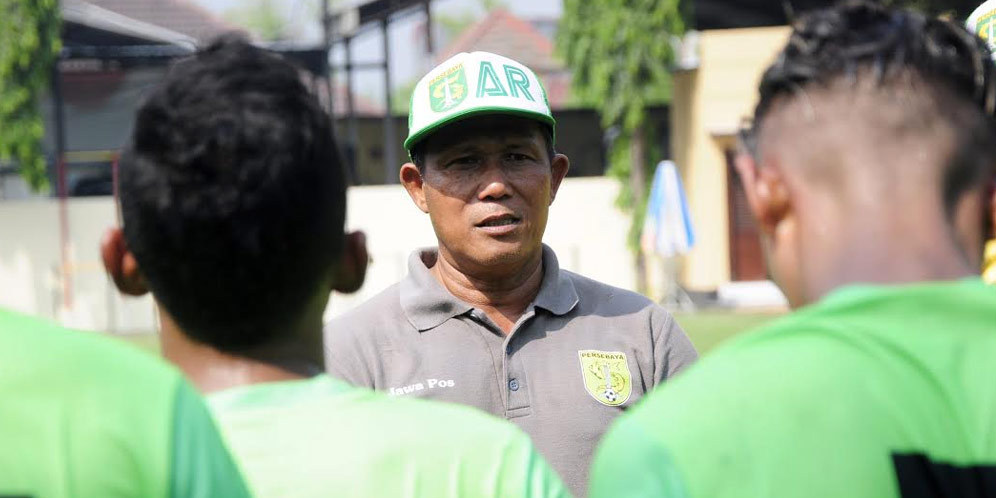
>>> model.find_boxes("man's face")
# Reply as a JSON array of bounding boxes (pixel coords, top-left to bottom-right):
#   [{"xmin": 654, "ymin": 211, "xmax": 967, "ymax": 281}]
[{"xmin": 402, "ymin": 115, "xmax": 569, "ymax": 274}]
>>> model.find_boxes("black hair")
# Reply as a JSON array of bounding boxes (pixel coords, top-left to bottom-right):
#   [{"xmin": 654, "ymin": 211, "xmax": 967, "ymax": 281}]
[
  {"xmin": 119, "ymin": 34, "xmax": 346, "ymax": 352},
  {"xmin": 409, "ymin": 120, "xmax": 556, "ymax": 171},
  {"xmin": 744, "ymin": 1, "xmax": 996, "ymax": 213}
]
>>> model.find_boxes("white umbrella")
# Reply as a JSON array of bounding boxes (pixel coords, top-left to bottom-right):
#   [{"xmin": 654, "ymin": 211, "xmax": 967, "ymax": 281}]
[
  {"xmin": 641, "ymin": 160, "xmax": 695, "ymax": 256},
  {"xmin": 641, "ymin": 160, "xmax": 696, "ymax": 309}
]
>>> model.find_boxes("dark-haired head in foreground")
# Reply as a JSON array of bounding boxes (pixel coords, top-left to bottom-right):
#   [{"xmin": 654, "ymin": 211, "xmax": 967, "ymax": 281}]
[
  {"xmin": 102, "ymin": 35, "xmax": 367, "ymax": 388},
  {"xmin": 735, "ymin": 0, "xmax": 996, "ymax": 307}
]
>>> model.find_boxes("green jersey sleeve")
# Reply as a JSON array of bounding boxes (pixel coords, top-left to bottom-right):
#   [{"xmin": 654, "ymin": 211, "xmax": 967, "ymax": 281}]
[
  {"xmin": 517, "ymin": 437, "xmax": 573, "ymax": 498},
  {"xmin": 170, "ymin": 380, "xmax": 252, "ymax": 498},
  {"xmin": 589, "ymin": 418, "xmax": 690, "ymax": 498}
]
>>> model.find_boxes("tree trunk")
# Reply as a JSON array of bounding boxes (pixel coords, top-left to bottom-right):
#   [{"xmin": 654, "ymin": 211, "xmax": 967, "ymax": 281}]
[{"xmin": 630, "ymin": 128, "xmax": 649, "ymax": 296}]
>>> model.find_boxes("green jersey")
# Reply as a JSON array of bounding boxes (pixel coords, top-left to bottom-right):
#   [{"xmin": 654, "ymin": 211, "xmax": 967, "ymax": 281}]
[
  {"xmin": 0, "ymin": 308, "xmax": 250, "ymax": 498},
  {"xmin": 208, "ymin": 374, "xmax": 571, "ymax": 498},
  {"xmin": 590, "ymin": 280, "xmax": 996, "ymax": 498}
]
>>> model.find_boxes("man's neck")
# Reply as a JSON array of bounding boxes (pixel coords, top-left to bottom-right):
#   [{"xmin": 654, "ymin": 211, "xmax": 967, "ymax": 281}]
[
  {"xmin": 430, "ymin": 248, "xmax": 545, "ymax": 334},
  {"xmin": 157, "ymin": 307, "xmax": 324, "ymax": 394},
  {"xmin": 801, "ymin": 210, "xmax": 977, "ymax": 304}
]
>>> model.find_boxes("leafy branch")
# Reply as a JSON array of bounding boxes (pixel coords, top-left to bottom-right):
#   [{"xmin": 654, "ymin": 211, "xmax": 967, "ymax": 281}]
[
  {"xmin": 0, "ymin": 0, "xmax": 61, "ymax": 191},
  {"xmin": 558, "ymin": 0, "xmax": 684, "ymax": 292}
]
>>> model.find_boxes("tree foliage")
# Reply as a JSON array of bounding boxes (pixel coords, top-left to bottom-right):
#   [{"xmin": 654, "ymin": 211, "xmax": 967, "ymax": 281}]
[
  {"xmin": 558, "ymin": 0, "xmax": 684, "ymax": 290},
  {"xmin": 559, "ymin": 0, "xmax": 682, "ymax": 134},
  {"xmin": 0, "ymin": 0, "xmax": 61, "ymax": 191},
  {"xmin": 225, "ymin": 0, "xmax": 290, "ymax": 41}
]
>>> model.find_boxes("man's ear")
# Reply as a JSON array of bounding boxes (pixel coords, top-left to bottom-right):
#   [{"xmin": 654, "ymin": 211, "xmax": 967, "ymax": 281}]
[
  {"xmin": 400, "ymin": 163, "xmax": 429, "ymax": 213},
  {"xmin": 549, "ymin": 153, "xmax": 570, "ymax": 204},
  {"xmin": 332, "ymin": 231, "xmax": 369, "ymax": 294},
  {"xmin": 733, "ymin": 152, "xmax": 791, "ymax": 237},
  {"xmin": 100, "ymin": 227, "xmax": 149, "ymax": 296}
]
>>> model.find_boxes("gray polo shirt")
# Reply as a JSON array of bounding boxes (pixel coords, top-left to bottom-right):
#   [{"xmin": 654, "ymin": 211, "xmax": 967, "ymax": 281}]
[{"xmin": 325, "ymin": 245, "xmax": 697, "ymax": 497}]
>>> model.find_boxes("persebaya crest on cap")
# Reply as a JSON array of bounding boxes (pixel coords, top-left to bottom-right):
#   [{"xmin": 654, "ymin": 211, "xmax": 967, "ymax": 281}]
[
  {"xmin": 405, "ymin": 51, "xmax": 555, "ymax": 152},
  {"xmin": 968, "ymin": 0, "xmax": 996, "ymax": 60}
]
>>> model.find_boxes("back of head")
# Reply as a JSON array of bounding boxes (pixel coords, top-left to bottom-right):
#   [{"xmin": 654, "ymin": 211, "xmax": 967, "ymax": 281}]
[
  {"xmin": 120, "ymin": 35, "xmax": 345, "ymax": 353},
  {"xmin": 748, "ymin": 1, "xmax": 996, "ymax": 217}
]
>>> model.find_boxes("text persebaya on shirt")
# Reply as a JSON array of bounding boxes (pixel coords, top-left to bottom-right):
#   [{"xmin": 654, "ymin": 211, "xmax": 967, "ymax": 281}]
[{"xmin": 580, "ymin": 351, "xmax": 626, "ymax": 361}]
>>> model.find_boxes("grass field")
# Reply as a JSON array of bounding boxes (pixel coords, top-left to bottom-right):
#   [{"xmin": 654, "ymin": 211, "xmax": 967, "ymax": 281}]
[
  {"xmin": 118, "ymin": 333, "xmax": 160, "ymax": 353},
  {"xmin": 116, "ymin": 310, "xmax": 783, "ymax": 356},
  {"xmin": 674, "ymin": 310, "xmax": 783, "ymax": 353}
]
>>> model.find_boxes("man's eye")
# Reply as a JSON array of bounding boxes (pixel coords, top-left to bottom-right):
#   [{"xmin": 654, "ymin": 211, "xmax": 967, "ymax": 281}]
[
  {"xmin": 507, "ymin": 153, "xmax": 531, "ymax": 162},
  {"xmin": 449, "ymin": 156, "xmax": 478, "ymax": 167}
]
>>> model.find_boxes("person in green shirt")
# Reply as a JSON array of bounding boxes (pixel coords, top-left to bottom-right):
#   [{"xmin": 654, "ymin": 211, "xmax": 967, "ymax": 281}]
[
  {"xmin": 590, "ymin": 3, "xmax": 996, "ymax": 497},
  {"xmin": 100, "ymin": 35, "xmax": 569, "ymax": 498},
  {"xmin": 0, "ymin": 307, "xmax": 250, "ymax": 498}
]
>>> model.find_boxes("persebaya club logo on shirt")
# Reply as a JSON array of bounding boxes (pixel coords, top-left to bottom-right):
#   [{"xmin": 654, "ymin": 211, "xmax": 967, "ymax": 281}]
[
  {"xmin": 429, "ymin": 63, "xmax": 467, "ymax": 112},
  {"xmin": 578, "ymin": 350, "xmax": 632, "ymax": 407}
]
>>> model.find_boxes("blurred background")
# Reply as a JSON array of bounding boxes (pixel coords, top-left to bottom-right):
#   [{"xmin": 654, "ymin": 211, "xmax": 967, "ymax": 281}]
[{"xmin": 0, "ymin": 0, "xmax": 980, "ymax": 353}]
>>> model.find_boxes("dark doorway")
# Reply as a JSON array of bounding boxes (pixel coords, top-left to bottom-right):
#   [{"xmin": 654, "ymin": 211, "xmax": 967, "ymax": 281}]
[{"xmin": 726, "ymin": 150, "xmax": 767, "ymax": 281}]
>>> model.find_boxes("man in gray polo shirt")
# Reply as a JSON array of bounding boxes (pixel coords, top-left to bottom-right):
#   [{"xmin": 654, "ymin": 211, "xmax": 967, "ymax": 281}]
[{"xmin": 326, "ymin": 51, "xmax": 698, "ymax": 496}]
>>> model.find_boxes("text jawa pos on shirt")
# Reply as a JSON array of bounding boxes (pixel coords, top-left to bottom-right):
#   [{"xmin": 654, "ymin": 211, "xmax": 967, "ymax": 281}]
[{"xmin": 388, "ymin": 378, "xmax": 456, "ymax": 396}]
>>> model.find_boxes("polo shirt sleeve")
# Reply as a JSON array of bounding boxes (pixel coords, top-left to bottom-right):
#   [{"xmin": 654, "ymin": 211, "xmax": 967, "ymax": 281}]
[
  {"xmin": 169, "ymin": 379, "xmax": 252, "ymax": 498},
  {"xmin": 589, "ymin": 415, "xmax": 692, "ymax": 498},
  {"xmin": 653, "ymin": 307, "xmax": 698, "ymax": 383}
]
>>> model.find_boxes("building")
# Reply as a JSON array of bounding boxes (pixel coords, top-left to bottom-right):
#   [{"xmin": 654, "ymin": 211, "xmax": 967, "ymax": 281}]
[
  {"xmin": 671, "ymin": 26, "xmax": 789, "ymax": 295},
  {"xmin": 0, "ymin": 0, "xmax": 235, "ymax": 200},
  {"xmin": 672, "ymin": 0, "xmax": 982, "ymax": 300}
]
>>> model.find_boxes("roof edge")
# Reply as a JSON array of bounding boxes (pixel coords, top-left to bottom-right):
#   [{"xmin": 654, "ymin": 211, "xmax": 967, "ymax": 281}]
[{"xmin": 63, "ymin": 0, "xmax": 197, "ymax": 46}]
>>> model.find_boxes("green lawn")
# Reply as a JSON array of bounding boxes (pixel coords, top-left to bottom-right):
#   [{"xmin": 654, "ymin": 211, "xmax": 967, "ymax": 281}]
[
  {"xmin": 118, "ymin": 333, "xmax": 159, "ymax": 353},
  {"xmin": 115, "ymin": 310, "xmax": 783, "ymax": 357},
  {"xmin": 673, "ymin": 310, "xmax": 783, "ymax": 354}
]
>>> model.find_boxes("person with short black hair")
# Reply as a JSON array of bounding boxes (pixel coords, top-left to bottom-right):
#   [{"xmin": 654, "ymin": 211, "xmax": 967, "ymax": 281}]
[
  {"xmin": 103, "ymin": 36, "xmax": 569, "ymax": 498},
  {"xmin": 590, "ymin": 3, "xmax": 996, "ymax": 497}
]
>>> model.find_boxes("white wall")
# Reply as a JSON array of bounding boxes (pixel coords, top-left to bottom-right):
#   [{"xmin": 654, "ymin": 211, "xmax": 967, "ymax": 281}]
[{"xmin": 0, "ymin": 177, "xmax": 635, "ymax": 333}]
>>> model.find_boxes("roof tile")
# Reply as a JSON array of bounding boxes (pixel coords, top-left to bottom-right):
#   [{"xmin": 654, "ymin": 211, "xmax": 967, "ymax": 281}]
[{"xmin": 439, "ymin": 9, "xmax": 571, "ymax": 108}]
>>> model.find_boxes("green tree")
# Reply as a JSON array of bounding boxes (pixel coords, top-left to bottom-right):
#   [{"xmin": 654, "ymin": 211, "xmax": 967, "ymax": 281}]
[
  {"xmin": 225, "ymin": 0, "xmax": 289, "ymax": 41},
  {"xmin": 558, "ymin": 0, "xmax": 685, "ymax": 294},
  {"xmin": 0, "ymin": 0, "xmax": 61, "ymax": 191}
]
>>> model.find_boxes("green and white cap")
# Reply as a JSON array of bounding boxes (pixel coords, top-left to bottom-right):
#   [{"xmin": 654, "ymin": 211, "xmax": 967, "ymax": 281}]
[
  {"xmin": 967, "ymin": 0, "xmax": 996, "ymax": 59},
  {"xmin": 404, "ymin": 51, "xmax": 555, "ymax": 152}
]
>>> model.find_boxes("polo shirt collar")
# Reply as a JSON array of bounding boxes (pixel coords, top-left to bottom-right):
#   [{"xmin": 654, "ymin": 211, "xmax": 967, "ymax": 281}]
[
  {"xmin": 400, "ymin": 249, "xmax": 473, "ymax": 331},
  {"xmin": 400, "ymin": 245, "xmax": 580, "ymax": 332},
  {"xmin": 532, "ymin": 245, "xmax": 580, "ymax": 316}
]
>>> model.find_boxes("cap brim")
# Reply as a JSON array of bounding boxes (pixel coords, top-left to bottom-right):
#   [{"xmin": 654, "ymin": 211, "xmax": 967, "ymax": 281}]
[{"xmin": 404, "ymin": 106, "xmax": 556, "ymax": 153}]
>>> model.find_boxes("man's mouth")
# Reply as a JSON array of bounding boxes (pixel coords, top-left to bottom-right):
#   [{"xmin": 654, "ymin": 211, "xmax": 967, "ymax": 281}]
[{"xmin": 476, "ymin": 214, "xmax": 522, "ymax": 228}]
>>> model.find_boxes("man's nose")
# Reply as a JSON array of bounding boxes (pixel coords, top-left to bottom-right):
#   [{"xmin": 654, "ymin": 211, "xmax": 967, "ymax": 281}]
[{"xmin": 478, "ymin": 161, "xmax": 511, "ymax": 201}]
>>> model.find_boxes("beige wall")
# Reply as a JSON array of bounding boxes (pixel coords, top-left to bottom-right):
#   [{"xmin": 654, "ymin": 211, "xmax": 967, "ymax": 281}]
[
  {"xmin": 674, "ymin": 26, "xmax": 790, "ymax": 291},
  {"xmin": 0, "ymin": 177, "xmax": 635, "ymax": 333}
]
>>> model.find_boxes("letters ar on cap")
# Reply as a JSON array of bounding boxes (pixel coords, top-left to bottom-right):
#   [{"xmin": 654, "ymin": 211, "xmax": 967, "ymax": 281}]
[{"xmin": 405, "ymin": 51, "xmax": 556, "ymax": 153}]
